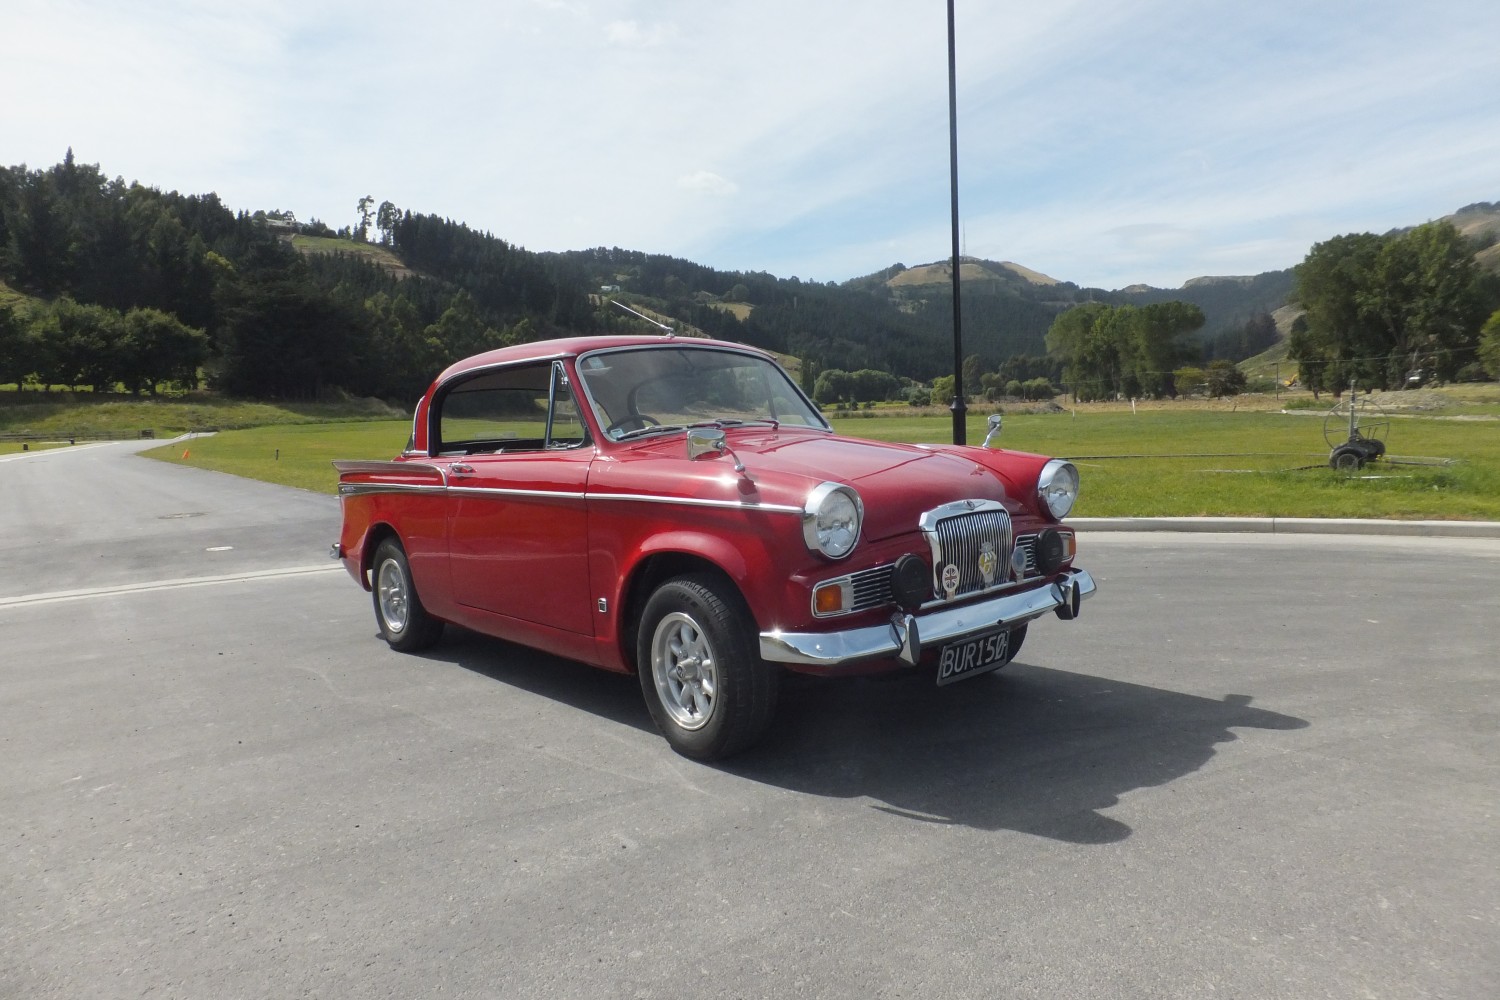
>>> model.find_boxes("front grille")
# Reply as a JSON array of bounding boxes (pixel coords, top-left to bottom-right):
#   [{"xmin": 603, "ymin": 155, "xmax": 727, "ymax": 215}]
[
  {"xmin": 815, "ymin": 503, "xmax": 1028, "ymax": 616},
  {"xmin": 923, "ymin": 502, "xmax": 1013, "ymax": 600},
  {"xmin": 849, "ymin": 565, "xmax": 895, "ymax": 610},
  {"xmin": 1013, "ymin": 534, "xmax": 1038, "ymax": 577}
]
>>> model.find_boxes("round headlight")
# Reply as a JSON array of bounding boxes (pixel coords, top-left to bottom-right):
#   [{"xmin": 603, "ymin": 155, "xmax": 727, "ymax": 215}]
[
  {"xmin": 802, "ymin": 482, "xmax": 862, "ymax": 559},
  {"xmin": 1037, "ymin": 460, "xmax": 1079, "ymax": 521}
]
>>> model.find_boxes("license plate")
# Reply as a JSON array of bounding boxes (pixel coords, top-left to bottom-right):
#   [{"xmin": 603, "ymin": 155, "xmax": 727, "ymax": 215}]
[{"xmin": 936, "ymin": 627, "xmax": 1010, "ymax": 686}]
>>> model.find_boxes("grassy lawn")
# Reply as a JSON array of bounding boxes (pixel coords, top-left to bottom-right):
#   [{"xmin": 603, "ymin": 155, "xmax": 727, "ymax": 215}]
[
  {"xmin": 842, "ymin": 409, "xmax": 1500, "ymax": 520},
  {"xmin": 146, "ymin": 421, "xmax": 413, "ymax": 493},
  {"xmin": 1, "ymin": 440, "xmax": 69, "ymax": 455},
  {"xmin": 136, "ymin": 404, "xmax": 1500, "ymax": 520},
  {"xmin": 0, "ymin": 391, "xmax": 405, "ymax": 438}
]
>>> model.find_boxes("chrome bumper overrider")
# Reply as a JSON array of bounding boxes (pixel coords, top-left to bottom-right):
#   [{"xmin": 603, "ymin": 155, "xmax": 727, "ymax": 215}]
[{"xmin": 759, "ymin": 567, "xmax": 1096, "ymax": 669}]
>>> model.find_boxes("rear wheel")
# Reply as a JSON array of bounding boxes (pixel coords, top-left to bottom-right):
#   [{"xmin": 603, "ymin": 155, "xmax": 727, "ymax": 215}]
[
  {"xmin": 371, "ymin": 538, "xmax": 444, "ymax": 652},
  {"xmin": 637, "ymin": 574, "xmax": 778, "ymax": 760}
]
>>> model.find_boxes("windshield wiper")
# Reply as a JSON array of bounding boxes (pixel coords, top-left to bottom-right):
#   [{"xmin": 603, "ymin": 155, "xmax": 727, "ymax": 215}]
[
  {"xmin": 614, "ymin": 423, "xmax": 687, "ymax": 442},
  {"xmin": 614, "ymin": 418, "xmax": 780, "ymax": 442},
  {"xmin": 700, "ymin": 418, "xmax": 781, "ymax": 430}
]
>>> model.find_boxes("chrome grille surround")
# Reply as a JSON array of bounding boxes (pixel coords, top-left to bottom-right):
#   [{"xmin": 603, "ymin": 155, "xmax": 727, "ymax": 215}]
[{"xmin": 920, "ymin": 499, "xmax": 1014, "ymax": 601}]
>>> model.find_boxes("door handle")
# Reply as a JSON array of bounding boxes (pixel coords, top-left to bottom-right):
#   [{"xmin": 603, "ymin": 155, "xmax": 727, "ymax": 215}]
[{"xmin": 450, "ymin": 462, "xmax": 475, "ymax": 477}]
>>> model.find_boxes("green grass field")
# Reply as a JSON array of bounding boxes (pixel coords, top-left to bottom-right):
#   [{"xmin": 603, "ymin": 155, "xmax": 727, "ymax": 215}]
[
  {"xmin": 134, "ymin": 406, "xmax": 1500, "ymax": 520},
  {"xmin": 1, "ymin": 440, "xmax": 68, "ymax": 455},
  {"xmin": 0, "ymin": 391, "xmax": 405, "ymax": 438}
]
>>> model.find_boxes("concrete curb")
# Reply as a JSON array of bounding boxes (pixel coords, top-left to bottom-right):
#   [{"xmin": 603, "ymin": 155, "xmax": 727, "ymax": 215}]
[{"xmin": 1071, "ymin": 516, "xmax": 1500, "ymax": 538}]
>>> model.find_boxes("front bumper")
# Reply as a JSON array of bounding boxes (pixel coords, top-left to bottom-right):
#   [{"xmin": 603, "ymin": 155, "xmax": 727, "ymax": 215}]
[{"xmin": 759, "ymin": 567, "xmax": 1096, "ymax": 670}]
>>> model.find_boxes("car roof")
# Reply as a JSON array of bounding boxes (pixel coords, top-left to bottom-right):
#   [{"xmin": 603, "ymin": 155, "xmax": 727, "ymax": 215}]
[{"xmin": 434, "ymin": 335, "xmax": 772, "ymax": 383}]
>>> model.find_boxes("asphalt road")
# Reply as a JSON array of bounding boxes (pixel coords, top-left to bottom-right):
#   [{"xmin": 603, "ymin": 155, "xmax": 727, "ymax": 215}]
[{"xmin": 3, "ymin": 442, "xmax": 1497, "ymax": 999}]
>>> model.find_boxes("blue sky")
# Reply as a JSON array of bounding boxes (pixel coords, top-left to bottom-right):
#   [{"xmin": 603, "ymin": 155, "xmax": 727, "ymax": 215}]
[{"xmin": 6, "ymin": 0, "xmax": 1499, "ymax": 289}]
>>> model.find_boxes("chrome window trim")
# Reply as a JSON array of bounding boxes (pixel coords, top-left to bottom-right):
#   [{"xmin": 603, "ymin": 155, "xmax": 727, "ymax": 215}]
[{"xmin": 427, "ymin": 353, "xmax": 575, "ymax": 455}]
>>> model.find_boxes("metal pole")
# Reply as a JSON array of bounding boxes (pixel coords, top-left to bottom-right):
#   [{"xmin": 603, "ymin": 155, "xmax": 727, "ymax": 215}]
[{"xmin": 947, "ymin": 0, "xmax": 966, "ymax": 445}]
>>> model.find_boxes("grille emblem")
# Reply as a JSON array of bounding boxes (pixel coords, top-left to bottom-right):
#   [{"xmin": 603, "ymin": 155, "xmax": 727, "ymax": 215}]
[{"xmin": 978, "ymin": 542, "xmax": 998, "ymax": 585}]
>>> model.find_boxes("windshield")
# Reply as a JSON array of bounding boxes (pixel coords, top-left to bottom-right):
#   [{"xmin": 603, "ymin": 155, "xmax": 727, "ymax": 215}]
[{"xmin": 574, "ymin": 345, "xmax": 828, "ymax": 442}]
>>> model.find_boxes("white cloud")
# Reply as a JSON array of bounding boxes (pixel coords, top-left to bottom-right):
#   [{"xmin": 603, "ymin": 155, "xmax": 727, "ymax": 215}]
[
  {"xmin": 604, "ymin": 19, "xmax": 680, "ymax": 48},
  {"xmin": 4, "ymin": 0, "xmax": 1498, "ymax": 287},
  {"xmin": 677, "ymin": 171, "xmax": 739, "ymax": 197}
]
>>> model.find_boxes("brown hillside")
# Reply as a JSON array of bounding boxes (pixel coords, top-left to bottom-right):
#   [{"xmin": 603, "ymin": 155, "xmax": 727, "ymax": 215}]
[
  {"xmin": 290, "ymin": 235, "xmax": 414, "ymax": 280},
  {"xmin": 886, "ymin": 259, "xmax": 1060, "ymax": 288}
]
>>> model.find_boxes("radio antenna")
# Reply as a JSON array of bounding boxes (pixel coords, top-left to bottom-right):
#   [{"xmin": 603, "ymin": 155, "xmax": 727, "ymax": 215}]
[{"xmin": 611, "ymin": 300, "xmax": 674, "ymax": 337}]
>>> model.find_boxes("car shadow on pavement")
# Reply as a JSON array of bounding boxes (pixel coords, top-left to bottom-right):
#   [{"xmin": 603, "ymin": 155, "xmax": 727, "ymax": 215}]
[
  {"xmin": 419, "ymin": 631, "xmax": 1307, "ymax": 845},
  {"xmin": 421, "ymin": 626, "xmax": 657, "ymax": 733},
  {"xmin": 724, "ymin": 664, "xmax": 1309, "ymax": 844}
]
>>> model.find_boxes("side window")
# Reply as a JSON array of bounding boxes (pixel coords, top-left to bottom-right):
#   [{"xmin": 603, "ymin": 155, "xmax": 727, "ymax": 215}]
[
  {"xmin": 435, "ymin": 362, "xmax": 588, "ymax": 453},
  {"xmin": 548, "ymin": 372, "xmax": 587, "ymax": 449}
]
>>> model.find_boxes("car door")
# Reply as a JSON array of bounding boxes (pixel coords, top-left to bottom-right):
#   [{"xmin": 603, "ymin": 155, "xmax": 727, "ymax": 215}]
[{"xmin": 437, "ymin": 360, "xmax": 595, "ymax": 635}]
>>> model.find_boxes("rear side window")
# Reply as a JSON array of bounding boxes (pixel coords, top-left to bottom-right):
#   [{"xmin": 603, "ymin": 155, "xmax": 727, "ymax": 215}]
[{"xmin": 434, "ymin": 362, "xmax": 587, "ymax": 454}]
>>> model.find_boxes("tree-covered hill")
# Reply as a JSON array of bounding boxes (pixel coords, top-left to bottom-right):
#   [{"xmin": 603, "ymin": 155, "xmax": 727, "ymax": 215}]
[
  {"xmin": 0, "ymin": 155, "xmax": 616, "ymax": 400},
  {"xmin": 7, "ymin": 153, "xmax": 1484, "ymax": 405}
]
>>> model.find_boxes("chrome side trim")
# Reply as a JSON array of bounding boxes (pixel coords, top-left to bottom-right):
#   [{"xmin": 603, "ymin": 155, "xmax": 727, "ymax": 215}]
[
  {"xmin": 337, "ymin": 482, "xmax": 447, "ymax": 497},
  {"xmin": 760, "ymin": 568, "xmax": 1096, "ymax": 669},
  {"xmin": 335, "ymin": 478, "xmax": 802, "ymax": 514},
  {"xmin": 448, "ymin": 486, "xmax": 588, "ymax": 501},
  {"xmin": 332, "ymin": 460, "xmax": 445, "ymax": 477},
  {"xmin": 587, "ymin": 492, "xmax": 802, "ymax": 514}
]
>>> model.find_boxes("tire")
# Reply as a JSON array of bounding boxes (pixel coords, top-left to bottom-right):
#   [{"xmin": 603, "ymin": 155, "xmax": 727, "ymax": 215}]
[
  {"xmin": 637, "ymin": 574, "xmax": 778, "ymax": 760},
  {"xmin": 1330, "ymin": 446, "xmax": 1363, "ymax": 472},
  {"xmin": 371, "ymin": 538, "xmax": 444, "ymax": 652}
]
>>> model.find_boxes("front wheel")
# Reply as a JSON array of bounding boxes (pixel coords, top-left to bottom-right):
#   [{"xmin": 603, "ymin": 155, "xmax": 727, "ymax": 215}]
[
  {"xmin": 637, "ymin": 574, "xmax": 778, "ymax": 760},
  {"xmin": 371, "ymin": 538, "xmax": 444, "ymax": 652}
]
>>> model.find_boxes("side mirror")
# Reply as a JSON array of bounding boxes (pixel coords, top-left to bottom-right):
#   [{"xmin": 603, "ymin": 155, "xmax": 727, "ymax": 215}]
[
  {"xmin": 687, "ymin": 427, "xmax": 728, "ymax": 461},
  {"xmin": 687, "ymin": 426, "xmax": 745, "ymax": 473},
  {"xmin": 981, "ymin": 413, "xmax": 1003, "ymax": 448}
]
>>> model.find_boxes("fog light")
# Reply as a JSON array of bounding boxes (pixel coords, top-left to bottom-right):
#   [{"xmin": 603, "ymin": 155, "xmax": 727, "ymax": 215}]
[
  {"xmin": 890, "ymin": 554, "xmax": 930, "ymax": 610},
  {"xmin": 1036, "ymin": 528, "xmax": 1065, "ymax": 575}
]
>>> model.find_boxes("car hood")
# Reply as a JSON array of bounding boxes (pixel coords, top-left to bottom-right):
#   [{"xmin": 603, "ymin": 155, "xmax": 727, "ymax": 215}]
[{"xmin": 601, "ymin": 430, "xmax": 1014, "ymax": 543}]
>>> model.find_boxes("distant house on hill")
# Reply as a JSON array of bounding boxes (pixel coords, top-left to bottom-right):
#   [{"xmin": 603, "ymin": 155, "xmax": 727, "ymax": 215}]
[{"xmin": 260, "ymin": 210, "xmax": 300, "ymax": 236}]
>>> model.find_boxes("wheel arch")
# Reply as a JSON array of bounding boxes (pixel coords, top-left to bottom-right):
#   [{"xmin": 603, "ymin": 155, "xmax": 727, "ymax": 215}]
[
  {"xmin": 617, "ymin": 549, "xmax": 756, "ymax": 675},
  {"xmin": 356, "ymin": 522, "xmax": 402, "ymax": 590}
]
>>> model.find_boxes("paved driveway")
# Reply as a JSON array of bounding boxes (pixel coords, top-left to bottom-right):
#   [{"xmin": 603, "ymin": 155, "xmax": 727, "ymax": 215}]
[{"xmin": 3, "ymin": 442, "xmax": 1497, "ymax": 998}]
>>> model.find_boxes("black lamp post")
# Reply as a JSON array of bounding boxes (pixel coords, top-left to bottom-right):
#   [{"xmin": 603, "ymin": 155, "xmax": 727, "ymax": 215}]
[{"xmin": 947, "ymin": 0, "xmax": 966, "ymax": 444}]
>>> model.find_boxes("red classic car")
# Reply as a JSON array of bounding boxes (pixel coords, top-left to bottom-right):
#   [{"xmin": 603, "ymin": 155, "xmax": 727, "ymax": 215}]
[{"xmin": 333, "ymin": 334, "xmax": 1095, "ymax": 759}]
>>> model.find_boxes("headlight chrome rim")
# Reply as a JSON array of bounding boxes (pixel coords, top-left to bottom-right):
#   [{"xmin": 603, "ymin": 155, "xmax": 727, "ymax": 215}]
[
  {"xmin": 802, "ymin": 482, "xmax": 863, "ymax": 560},
  {"xmin": 1037, "ymin": 460, "xmax": 1079, "ymax": 521}
]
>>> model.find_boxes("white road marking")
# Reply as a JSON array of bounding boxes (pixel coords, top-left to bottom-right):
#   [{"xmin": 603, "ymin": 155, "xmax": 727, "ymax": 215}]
[
  {"xmin": 0, "ymin": 564, "xmax": 346, "ymax": 608},
  {"xmin": 0, "ymin": 442, "xmax": 116, "ymax": 462}
]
